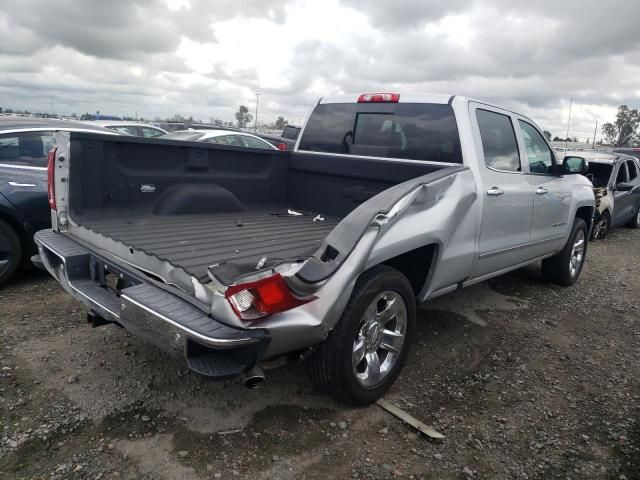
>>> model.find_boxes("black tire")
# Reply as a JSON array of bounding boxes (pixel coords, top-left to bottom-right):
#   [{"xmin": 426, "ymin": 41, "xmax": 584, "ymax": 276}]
[
  {"xmin": 307, "ymin": 265, "xmax": 416, "ymax": 406},
  {"xmin": 627, "ymin": 204, "xmax": 640, "ymax": 229},
  {"xmin": 590, "ymin": 211, "xmax": 610, "ymax": 240},
  {"xmin": 0, "ymin": 219, "xmax": 22, "ymax": 287},
  {"xmin": 541, "ymin": 218, "xmax": 588, "ymax": 287}
]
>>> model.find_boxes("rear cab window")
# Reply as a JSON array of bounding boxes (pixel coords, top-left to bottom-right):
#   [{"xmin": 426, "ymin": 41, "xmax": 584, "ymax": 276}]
[
  {"xmin": 0, "ymin": 131, "xmax": 55, "ymax": 168},
  {"xmin": 298, "ymin": 102, "xmax": 462, "ymax": 163}
]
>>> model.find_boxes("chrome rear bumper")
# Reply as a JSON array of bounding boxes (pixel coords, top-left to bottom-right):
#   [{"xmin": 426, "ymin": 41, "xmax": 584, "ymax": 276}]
[{"xmin": 34, "ymin": 229, "xmax": 269, "ymax": 379}]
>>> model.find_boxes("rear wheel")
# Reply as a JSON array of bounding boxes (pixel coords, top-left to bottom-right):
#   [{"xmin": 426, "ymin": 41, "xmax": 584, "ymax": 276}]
[
  {"xmin": 0, "ymin": 219, "xmax": 22, "ymax": 286},
  {"xmin": 542, "ymin": 218, "xmax": 587, "ymax": 286},
  {"xmin": 627, "ymin": 205, "xmax": 640, "ymax": 229},
  {"xmin": 590, "ymin": 211, "xmax": 610, "ymax": 240},
  {"xmin": 307, "ymin": 265, "xmax": 416, "ymax": 405}
]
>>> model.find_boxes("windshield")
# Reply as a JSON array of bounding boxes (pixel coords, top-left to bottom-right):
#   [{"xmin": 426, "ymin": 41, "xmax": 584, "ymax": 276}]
[{"xmin": 298, "ymin": 102, "xmax": 462, "ymax": 163}]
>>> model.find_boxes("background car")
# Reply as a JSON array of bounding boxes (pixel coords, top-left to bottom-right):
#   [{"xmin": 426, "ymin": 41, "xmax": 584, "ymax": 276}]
[
  {"xmin": 161, "ymin": 129, "xmax": 278, "ymax": 149},
  {"xmin": 0, "ymin": 117, "xmax": 118, "ymax": 285},
  {"xmin": 613, "ymin": 147, "xmax": 640, "ymax": 161},
  {"xmin": 564, "ymin": 150, "xmax": 640, "ymax": 239},
  {"xmin": 91, "ymin": 120, "xmax": 167, "ymax": 138}
]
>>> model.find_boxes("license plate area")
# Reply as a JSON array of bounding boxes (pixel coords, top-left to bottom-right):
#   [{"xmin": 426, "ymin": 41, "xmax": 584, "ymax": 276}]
[{"xmin": 89, "ymin": 256, "xmax": 141, "ymax": 295}]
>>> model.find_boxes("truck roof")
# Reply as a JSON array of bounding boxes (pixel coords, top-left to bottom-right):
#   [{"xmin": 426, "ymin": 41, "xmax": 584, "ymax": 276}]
[{"xmin": 319, "ymin": 92, "xmax": 454, "ymax": 104}]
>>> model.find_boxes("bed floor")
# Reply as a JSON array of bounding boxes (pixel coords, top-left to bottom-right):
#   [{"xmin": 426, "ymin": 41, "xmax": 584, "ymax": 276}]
[{"xmin": 80, "ymin": 210, "xmax": 341, "ymax": 282}]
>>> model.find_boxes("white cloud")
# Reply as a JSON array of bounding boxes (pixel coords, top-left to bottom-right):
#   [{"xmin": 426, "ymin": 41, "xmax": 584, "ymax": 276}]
[{"xmin": 0, "ymin": 0, "xmax": 638, "ymax": 139}]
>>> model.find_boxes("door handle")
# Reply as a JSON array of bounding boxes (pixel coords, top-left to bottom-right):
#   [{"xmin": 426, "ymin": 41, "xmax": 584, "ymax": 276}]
[
  {"xmin": 487, "ymin": 187, "xmax": 504, "ymax": 196},
  {"xmin": 535, "ymin": 187, "xmax": 549, "ymax": 195}
]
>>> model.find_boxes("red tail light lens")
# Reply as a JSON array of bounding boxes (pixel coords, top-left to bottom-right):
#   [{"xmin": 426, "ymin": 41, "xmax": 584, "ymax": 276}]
[
  {"xmin": 225, "ymin": 273, "xmax": 315, "ymax": 320},
  {"xmin": 277, "ymin": 142, "xmax": 287, "ymax": 151},
  {"xmin": 357, "ymin": 93, "xmax": 400, "ymax": 103},
  {"xmin": 47, "ymin": 146, "xmax": 57, "ymax": 211}
]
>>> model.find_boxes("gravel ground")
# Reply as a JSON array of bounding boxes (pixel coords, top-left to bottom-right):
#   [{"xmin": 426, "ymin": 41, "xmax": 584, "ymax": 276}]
[{"xmin": 0, "ymin": 228, "xmax": 639, "ymax": 479}]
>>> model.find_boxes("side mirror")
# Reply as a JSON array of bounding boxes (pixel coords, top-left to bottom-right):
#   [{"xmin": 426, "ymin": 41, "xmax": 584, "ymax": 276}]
[
  {"xmin": 562, "ymin": 156, "xmax": 588, "ymax": 175},
  {"xmin": 615, "ymin": 182, "xmax": 634, "ymax": 192}
]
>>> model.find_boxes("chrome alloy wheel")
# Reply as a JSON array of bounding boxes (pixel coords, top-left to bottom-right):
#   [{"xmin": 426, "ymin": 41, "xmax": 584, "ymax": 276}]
[
  {"xmin": 569, "ymin": 230, "xmax": 586, "ymax": 278},
  {"xmin": 352, "ymin": 291, "xmax": 407, "ymax": 388},
  {"xmin": 592, "ymin": 215, "xmax": 609, "ymax": 240}
]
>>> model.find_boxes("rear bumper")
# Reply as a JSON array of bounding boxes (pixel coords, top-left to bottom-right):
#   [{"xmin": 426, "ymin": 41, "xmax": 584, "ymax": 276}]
[{"xmin": 34, "ymin": 229, "xmax": 269, "ymax": 380}]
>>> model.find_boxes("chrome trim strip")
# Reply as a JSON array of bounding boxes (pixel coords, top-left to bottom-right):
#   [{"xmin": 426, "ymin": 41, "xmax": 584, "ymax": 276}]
[
  {"xmin": 0, "ymin": 164, "xmax": 47, "ymax": 171},
  {"xmin": 478, "ymin": 235, "xmax": 566, "ymax": 260},
  {"xmin": 294, "ymin": 150, "xmax": 462, "ymax": 168},
  {"xmin": 120, "ymin": 294, "xmax": 258, "ymax": 347},
  {"xmin": 8, "ymin": 181, "xmax": 37, "ymax": 187}
]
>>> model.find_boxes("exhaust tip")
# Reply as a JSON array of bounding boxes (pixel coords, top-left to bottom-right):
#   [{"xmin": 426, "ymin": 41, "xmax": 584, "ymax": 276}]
[{"xmin": 243, "ymin": 366, "xmax": 265, "ymax": 389}]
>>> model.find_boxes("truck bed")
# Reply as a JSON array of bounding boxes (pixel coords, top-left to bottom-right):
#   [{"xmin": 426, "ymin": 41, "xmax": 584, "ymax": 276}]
[
  {"xmin": 81, "ymin": 211, "xmax": 340, "ymax": 282},
  {"xmin": 64, "ymin": 133, "xmax": 447, "ymax": 286}
]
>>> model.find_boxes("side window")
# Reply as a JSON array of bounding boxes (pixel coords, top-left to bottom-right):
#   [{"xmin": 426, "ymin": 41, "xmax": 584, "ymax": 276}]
[
  {"xmin": 518, "ymin": 120, "xmax": 555, "ymax": 174},
  {"xmin": 0, "ymin": 132, "xmax": 54, "ymax": 168},
  {"xmin": 239, "ymin": 135, "xmax": 273, "ymax": 149},
  {"xmin": 142, "ymin": 128, "xmax": 164, "ymax": 138},
  {"xmin": 112, "ymin": 126, "xmax": 139, "ymax": 136},
  {"xmin": 476, "ymin": 109, "xmax": 521, "ymax": 172},
  {"xmin": 616, "ymin": 162, "xmax": 629, "ymax": 184},
  {"xmin": 214, "ymin": 135, "xmax": 241, "ymax": 146},
  {"xmin": 626, "ymin": 160, "xmax": 638, "ymax": 181}
]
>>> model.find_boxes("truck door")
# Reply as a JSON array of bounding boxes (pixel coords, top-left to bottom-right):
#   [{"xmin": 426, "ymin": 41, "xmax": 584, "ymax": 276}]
[
  {"xmin": 611, "ymin": 160, "xmax": 640, "ymax": 226},
  {"xmin": 470, "ymin": 105, "xmax": 534, "ymax": 278},
  {"xmin": 516, "ymin": 119, "xmax": 573, "ymax": 256}
]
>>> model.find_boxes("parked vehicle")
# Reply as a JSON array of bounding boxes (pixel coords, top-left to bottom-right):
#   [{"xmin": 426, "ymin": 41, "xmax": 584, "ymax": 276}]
[
  {"xmin": 34, "ymin": 93, "xmax": 595, "ymax": 404},
  {"xmin": 161, "ymin": 129, "xmax": 278, "ymax": 149},
  {"xmin": 90, "ymin": 120, "xmax": 167, "ymax": 138},
  {"xmin": 0, "ymin": 117, "xmax": 118, "ymax": 285},
  {"xmin": 155, "ymin": 122, "xmax": 240, "ymax": 133},
  {"xmin": 253, "ymin": 132, "xmax": 294, "ymax": 151},
  {"xmin": 254, "ymin": 125, "xmax": 301, "ymax": 151},
  {"xmin": 564, "ymin": 150, "xmax": 640, "ymax": 239},
  {"xmin": 613, "ymin": 147, "xmax": 640, "ymax": 161}
]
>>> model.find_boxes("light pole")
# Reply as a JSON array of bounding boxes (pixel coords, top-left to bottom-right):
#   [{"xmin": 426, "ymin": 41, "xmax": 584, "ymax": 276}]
[{"xmin": 254, "ymin": 92, "xmax": 260, "ymax": 131}]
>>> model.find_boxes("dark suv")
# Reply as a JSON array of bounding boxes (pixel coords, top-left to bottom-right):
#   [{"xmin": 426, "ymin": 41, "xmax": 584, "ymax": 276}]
[{"xmin": 0, "ymin": 117, "xmax": 117, "ymax": 285}]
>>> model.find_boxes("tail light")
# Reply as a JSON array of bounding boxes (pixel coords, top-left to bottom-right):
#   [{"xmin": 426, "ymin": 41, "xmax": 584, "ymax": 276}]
[
  {"xmin": 225, "ymin": 273, "xmax": 315, "ymax": 320},
  {"xmin": 358, "ymin": 93, "xmax": 400, "ymax": 103},
  {"xmin": 277, "ymin": 142, "xmax": 287, "ymax": 151},
  {"xmin": 47, "ymin": 146, "xmax": 57, "ymax": 210}
]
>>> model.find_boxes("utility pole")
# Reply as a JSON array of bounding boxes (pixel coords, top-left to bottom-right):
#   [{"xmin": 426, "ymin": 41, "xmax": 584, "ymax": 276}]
[
  {"xmin": 564, "ymin": 97, "xmax": 573, "ymax": 152},
  {"xmin": 592, "ymin": 120, "xmax": 598, "ymax": 149},
  {"xmin": 254, "ymin": 92, "xmax": 260, "ymax": 131}
]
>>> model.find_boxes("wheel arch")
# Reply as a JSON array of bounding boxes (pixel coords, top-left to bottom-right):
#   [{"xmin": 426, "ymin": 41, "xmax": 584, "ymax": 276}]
[
  {"xmin": 379, "ymin": 243, "xmax": 439, "ymax": 296},
  {"xmin": 575, "ymin": 205, "xmax": 595, "ymax": 233}
]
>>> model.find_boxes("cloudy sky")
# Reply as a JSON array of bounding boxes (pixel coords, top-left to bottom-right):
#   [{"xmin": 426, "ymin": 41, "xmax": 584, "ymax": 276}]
[{"xmin": 1, "ymin": 0, "xmax": 639, "ymax": 140}]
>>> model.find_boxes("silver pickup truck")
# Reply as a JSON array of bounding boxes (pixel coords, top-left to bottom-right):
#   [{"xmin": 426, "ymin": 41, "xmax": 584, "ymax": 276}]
[{"xmin": 34, "ymin": 93, "xmax": 595, "ymax": 405}]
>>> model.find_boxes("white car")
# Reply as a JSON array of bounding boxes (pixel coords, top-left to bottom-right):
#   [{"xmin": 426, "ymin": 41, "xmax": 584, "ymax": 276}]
[
  {"xmin": 162, "ymin": 129, "xmax": 278, "ymax": 150},
  {"xmin": 91, "ymin": 121, "xmax": 168, "ymax": 138}
]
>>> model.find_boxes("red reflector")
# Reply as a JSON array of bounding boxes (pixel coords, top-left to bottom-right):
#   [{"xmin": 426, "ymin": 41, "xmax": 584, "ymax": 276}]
[
  {"xmin": 358, "ymin": 93, "xmax": 400, "ymax": 103},
  {"xmin": 47, "ymin": 146, "xmax": 57, "ymax": 211},
  {"xmin": 225, "ymin": 273, "xmax": 315, "ymax": 320},
  {"xmin": 277, "ymin": 142, "xmax": 287, "ymax": 151}
]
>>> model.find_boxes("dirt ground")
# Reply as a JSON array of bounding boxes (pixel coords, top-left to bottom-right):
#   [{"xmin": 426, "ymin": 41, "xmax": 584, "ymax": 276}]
[{"xmin": 1, "ymin": 228, "xmax": 639, "ymax": 480}]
